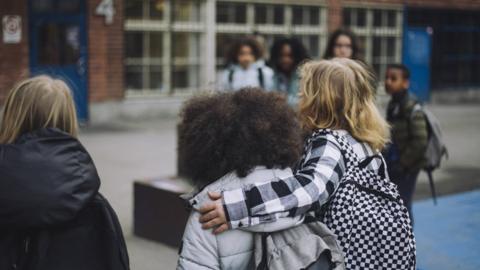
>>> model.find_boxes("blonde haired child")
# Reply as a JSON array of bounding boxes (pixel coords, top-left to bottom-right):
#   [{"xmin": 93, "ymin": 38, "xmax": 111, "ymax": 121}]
[
  {"xmin": 0, "ymin": 75, "xmax": 129, "ymax": 270},
  {"xmin": 298, "ymin": 58, "xmax": 389, "ymax": 150},
  {"xmin": 0, "ymin": 75, "xmax": 78, "ymax": 143}
]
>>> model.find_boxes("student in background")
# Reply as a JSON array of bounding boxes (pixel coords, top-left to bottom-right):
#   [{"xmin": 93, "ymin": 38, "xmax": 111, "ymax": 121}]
[
  {"xmin": 0, "ymin": 76, "xmax": 129, "ymax": 270},
  {"xmin": 384, "ymin": 64, "xmax": 428, "ymax": 219},
  {"xmin": 269, "ymin": 37, "xmax": 310, "ymax": 106},
  {"xmin": 219, "ymin": 38, "xmax": 274, "ymax": 91},
  {"xmin": 323, "ymin": 28, "xmax": 362, "ymax": 60}
]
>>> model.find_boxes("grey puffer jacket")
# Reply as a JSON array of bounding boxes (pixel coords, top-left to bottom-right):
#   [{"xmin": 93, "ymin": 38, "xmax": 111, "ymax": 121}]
[{"xmin": 177, "ymin": 167, "xmax": 303, "ymax": 270}]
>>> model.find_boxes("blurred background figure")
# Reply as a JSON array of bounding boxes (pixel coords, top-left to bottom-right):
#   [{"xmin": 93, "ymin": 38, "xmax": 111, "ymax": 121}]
[
  {"xmin": 323, "ymin": 29, "xmax": 361, "ymax": 60},
  {"xmin": 269, "ymin": 37, "xmax": 310, "ymax": 106},
  {"xmin": 218, "ymin": 37, "xmax": 274, "ymax": 91},
  {"xmin": 384, "ymin": 64, "xmax": 428, "ymax": 220}
]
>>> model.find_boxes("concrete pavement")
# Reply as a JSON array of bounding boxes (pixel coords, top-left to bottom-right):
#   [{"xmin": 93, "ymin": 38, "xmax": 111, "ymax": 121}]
[
  {"xmin": 78, "ymin": 103, "xmax": 480, "ymax": 270},
  {"xmin": 414, "ymin": 190, "xmax": 480, "ymax": 270}
]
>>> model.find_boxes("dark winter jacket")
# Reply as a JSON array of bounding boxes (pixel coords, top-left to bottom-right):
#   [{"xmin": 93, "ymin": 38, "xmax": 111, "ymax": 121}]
[
  {"xmin": 386, "ymin": 91, "xmax": 428, "ymax": 172},
  {"xmin": 0, "ymin": 128, "xmax": 129, "ymax": 270}
]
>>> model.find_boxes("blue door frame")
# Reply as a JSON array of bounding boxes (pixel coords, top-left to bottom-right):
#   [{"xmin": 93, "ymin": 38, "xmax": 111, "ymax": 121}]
[
  {"xmin": 28, "ymin": 0, "xmax": 89, "ymax": 121},
  {"xmin": 402, "ymin": 27, "xmax": 433, "ymax": 102}
]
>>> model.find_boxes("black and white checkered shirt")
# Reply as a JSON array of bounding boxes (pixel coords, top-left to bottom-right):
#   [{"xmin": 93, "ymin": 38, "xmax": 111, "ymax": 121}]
[{"xmin": 222, "ymin": 129, "xmax": 382, "ymax": 229}]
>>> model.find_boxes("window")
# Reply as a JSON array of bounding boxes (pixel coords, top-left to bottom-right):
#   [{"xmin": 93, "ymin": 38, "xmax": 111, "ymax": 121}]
[
  {"xmin": 125, "ymin": 31, "xmax": 164, "ymax": 91},
  {"xmin": 343, "ymin": 7, "xmax": 403, "ymax": 80},
  {"xmin": 216, "ymin": 2, "xmax": 247, "ymax": 24},
  {"xmin": 173, "ymin": 32, "xmax": 200, "ymax": 91},
  {"xmin": 173, "ymin": 0, "xmax": 202, "ymax": 22},
  {"xmin": 125, "ymin": 0, "xmax": 204, "ymax": 94},
  {"xmin": 254, "ymin": 4, "xmax": 284, "ymax": 25},
  {"xmin": 149, "ymin": 0, "xmax": 165, "ymax": 20},
  {"xmin": 292, "ymin": 6, "xmax": 320, "ymax": 25},
  {"xmin": 38, "ymin": 23, "xmax": 80, "ymax": 65},
  {"xmin": 125, "ymin": 1, "xmax": 327, "ymax": 96},
  {"xmin": 32, "ymin": 0, "xmax": 83, "ymax": 14}
]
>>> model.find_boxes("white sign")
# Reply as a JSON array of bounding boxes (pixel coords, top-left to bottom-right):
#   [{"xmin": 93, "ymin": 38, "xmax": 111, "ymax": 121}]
[
  {"xmin": 96, "ymin": 0, "xmax": 115, "ymax": 25},
  {"xmin": 2, "ymin": 15, "xmax": 21, "ymax": 44}
]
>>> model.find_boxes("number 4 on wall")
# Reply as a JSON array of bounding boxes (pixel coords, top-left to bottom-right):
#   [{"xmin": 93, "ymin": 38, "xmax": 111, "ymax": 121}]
[{"xmin": 96, "ymin": 0, "xmax": 115, "ymax": 25}]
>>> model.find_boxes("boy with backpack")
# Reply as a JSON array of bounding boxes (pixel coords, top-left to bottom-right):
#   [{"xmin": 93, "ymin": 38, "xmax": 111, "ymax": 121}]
[{"xmin": 384, "ymin": 64, "xmax": 429, "ymax": 218}]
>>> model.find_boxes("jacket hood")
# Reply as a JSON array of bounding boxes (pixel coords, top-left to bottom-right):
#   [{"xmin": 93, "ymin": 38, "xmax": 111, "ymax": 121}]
[{"xmin": 0, "ymin": 128, "xmax": 100, "ymax": 228}]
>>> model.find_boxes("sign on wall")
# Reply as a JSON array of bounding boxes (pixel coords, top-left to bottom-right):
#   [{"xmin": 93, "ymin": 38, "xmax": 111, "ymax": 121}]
[{"xmin": 2, "ymin": 15, "xmax": 22, "ymax": 44}]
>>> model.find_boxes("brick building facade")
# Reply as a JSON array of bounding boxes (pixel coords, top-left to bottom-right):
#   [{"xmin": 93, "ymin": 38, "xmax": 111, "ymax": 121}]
[
  {"xmin": 0, "ymin": 2, "xmax": 29, "ymax": 102},
  {"xmin": 0, "ymin": 0, "xmax": 124, "ymax": 121},
  {"xmin": 87, "ymin": 0, "xmax": 124, "ymax": 102},
  {"xmin": 0, "ymin": 0, "xmax": 479, "ymax": 123}
]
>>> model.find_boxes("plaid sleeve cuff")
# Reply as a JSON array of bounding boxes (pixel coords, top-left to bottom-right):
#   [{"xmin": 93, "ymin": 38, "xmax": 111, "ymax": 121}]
[{"xmin": 222, "ymin": 188, "xmax": 250, "ymax": 229}]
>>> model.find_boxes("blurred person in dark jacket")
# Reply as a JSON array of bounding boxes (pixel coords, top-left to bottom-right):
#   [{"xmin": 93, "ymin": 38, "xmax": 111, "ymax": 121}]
[
  {"xmin": 384, "ymin": 64, "xmax": 428, "ymax": 219},
  {"xmin": 269, "ymin": 37, "xmax": 310, "ymax": 107},
  {"xmin": 0, "ymin": 76, "xmax": 129, "ymax": 270}
]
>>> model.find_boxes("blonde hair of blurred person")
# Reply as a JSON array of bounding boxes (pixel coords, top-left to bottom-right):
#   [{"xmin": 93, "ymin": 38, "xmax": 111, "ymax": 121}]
[
  {"xmin": 298, "ymin": 58, "xmax": 389, "ymax": 150},
  {"xmin": 0, "ymin": 75, "xmax": 130, "ymax": 270},
  {"xmin": 0, "ymin": 75, "xmax": 78, "ymax": 144}
]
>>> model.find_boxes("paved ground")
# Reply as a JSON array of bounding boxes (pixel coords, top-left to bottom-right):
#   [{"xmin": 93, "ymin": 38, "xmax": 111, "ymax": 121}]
[
  {"xmin": 414, "ymin": 190, "xmax": 480, "ymax": 270},
  {"xmin": 78, "ymin": 104, "xmax": 480, "ymax": 270}
]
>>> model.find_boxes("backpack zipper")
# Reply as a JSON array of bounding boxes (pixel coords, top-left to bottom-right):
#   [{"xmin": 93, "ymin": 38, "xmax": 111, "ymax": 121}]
[{"xmin": 24, "ymin": 236, "xmax": 30, "ymax": 254}]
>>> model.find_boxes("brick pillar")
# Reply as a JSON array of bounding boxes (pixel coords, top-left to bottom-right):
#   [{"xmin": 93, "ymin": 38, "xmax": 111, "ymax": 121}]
[
  {"xmin": 87, "ymin": 0, "xmax": 124, "ymax": 102},
  {"xmin": 0, "ymin": 2, "xmax": 29, "ymax": 103},
  {"xmin": 327, "ymin": 0, "xmax": 343, "ymax": 33}
]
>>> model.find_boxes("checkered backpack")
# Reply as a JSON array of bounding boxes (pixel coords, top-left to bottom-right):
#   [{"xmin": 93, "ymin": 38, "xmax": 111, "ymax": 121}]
[{"xmin": 316, "ymin": 129, "xmax": 416, "ymax": 270}]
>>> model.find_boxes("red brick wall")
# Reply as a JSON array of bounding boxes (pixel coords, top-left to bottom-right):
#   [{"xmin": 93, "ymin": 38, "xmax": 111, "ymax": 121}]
[
  {"xmin": 406, "ymin": 0, "xmax": 480, "ymax": 9},
  {"xmin": 327, "ymin": 0, "xmax": 343, "ymax": 32},
  {"xmin": 343, "ymin": 0, "xmax": 480, "ymax": 9},
  {"xmin": 0, "ymin": 2, "xmax": 29, "ymax": 103},
  {"xmin": 87, "ymin": 0, "xmax": 124, "ymax": 102}
]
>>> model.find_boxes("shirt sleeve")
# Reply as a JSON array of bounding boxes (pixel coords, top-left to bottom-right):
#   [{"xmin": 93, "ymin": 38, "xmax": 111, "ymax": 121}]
[{"xmin": 222, "ymin": 133, "xmax": 345, "ymax": 229}]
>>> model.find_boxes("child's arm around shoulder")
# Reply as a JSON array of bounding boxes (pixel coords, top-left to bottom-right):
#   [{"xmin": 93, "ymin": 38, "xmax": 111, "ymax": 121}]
[{"xmin": 199, "ymin": 133, "xmax": 345, "ymax": 233}]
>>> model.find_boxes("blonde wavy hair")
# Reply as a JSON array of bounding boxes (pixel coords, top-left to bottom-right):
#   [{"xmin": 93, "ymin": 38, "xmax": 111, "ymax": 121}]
[
  {"xmin": 0, "ymin": 75, "xmax": 78, "ymax": 143},
  {"xmin": 298, "ymin": 58, "xmax": 390, "ymax": 150}
]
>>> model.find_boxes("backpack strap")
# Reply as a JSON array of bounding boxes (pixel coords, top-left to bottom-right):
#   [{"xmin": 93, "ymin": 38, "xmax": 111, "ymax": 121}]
[
  {"xmin": 257, "ymin": 67, "xmax": 264, "ymax": 89},
  {"xmin": 228, "ymin": 69, "xmax": 234, "ymax": 89},
  {"xmin": 407, "ymin": 102, "xmax": 427, "ymax": 140},
  {"xmin": 358, "ymin": 154, "xmax": 388, "ymax": 180},
  {"xmin": 256, "ymin": 233, "xmax": 269, "ymax": 270}
]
